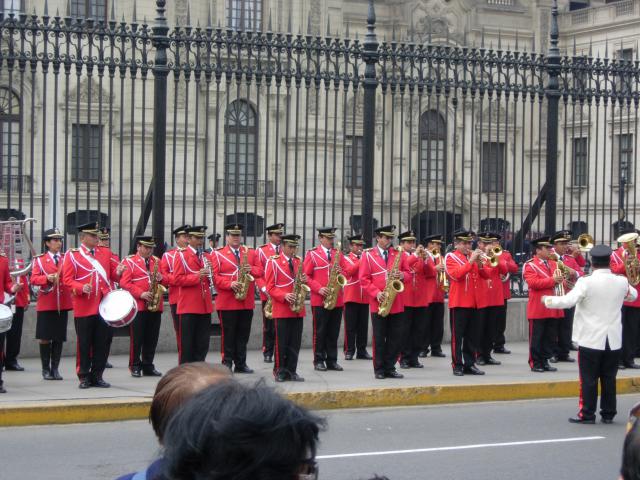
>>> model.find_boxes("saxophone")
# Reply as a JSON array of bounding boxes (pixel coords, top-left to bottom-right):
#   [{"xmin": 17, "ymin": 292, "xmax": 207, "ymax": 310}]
[
  {"xmin": 323, "ymin": 242, "xmax": 347, "ymax": 310},
  {"xmin": 291, "ymin": 255, "xmax": 310, "ymax": 314},
  {"xmin": 378, "ymin": 246, "xmax": 405, "ymax": 318},
  {"xmin": 147, "ymin": 256, "xmax": 167, "ymax": 312},
  {"xmin": 234, "ymin": 246, "xmax": 255, "ymax": 300}
]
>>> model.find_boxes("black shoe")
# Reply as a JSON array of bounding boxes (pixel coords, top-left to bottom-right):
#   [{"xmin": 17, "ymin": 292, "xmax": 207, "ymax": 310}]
[
  {"xmin": 531, "ymin": 367, "xmax": 545, "ymax": 373},
  {"xmin": 356, "ymin": 351, "xmax": 373, "ymax": 360},
  {"xmin": 263, "ymin": 355, "xmax": 273, "ymax": 363},
  {"xmin": 409, "ymin": 362, "xmax": 424, "ymax": 369},
  {"xmin": 234, "ymin": 365, "xmax": 254, "ymax": 374},
  {"xmin": 465, "ymin": 366, "xmax": 485, "ymax": 375},
  {"xmin": 105, "ymin": 362, "xmax": 113, "ymax": 369},
  {"xmin": 385, "ymin": 370, "xmax": 404, "ymax": 379},
  {"xmin": 619, "ymin": 363, "xmax": 627, "ymax": 370},
  {"xmin": 92, "ymin": 378, "xmax": 111, "ymax": 388},
  {"xmin": 5, "ymin": 363, "xmax": 24, "ymax": 371},
  {"xmin": 50, "ymin": 369, "xmax": 63, "ymax": 381},
  {"xmin": 626, "ymin": 363, "xmax": 640, "ymax": 369},
  {"xmin": 78, "ymin": 380, "xmax": 91, "ymax": 389},
  {"xmin": 493, "ymin": 347, "xmax": 511, "ymax": 354},
  {"xmin": 344, "ymin": 353, "xmax": 354, "ymax": 361},
  {"xmin": 453, "ymin": 367, "xmax": 464, "ymax": 376},
  {"xmin": 431, "ymin": 351, "xmax": 446, "ymax": 358},
  {"xmin": 476, "ymin": 358, "xmax": 487, "ymax": 366},
  {"xmin": 549, "ymin": 357, "xmax": 558, "ymax": 364},
  {"xmin": 485, "ymin": 357, "xmax": 502, "ymax": 366},
  {"xmin": 568, "ymin": 416, "xmax": 595, "ymax": 424},
  {"xmin": 142, "ymin": 368, "xmax": 162, "ymax": 377},
  {"xmin": 0, "ymin": 384, "xmax": 6, "ymax": 393},
  {"xmin": 314, "ymin": 362, "xmax": 327, "ymax": 372},
  {"xmin": 131, "ymin": 368, "xmax": 142, "ymax": 378},
  {"xmin": 418, "ymin": 350, "xmax": 429, "ymax": 358},
  {"xmin": 556, "ymin": 356, "xmax": 575, "ymax": 363},
  {"xmin": 275, "ymin": 373, "xmax": 288, "ymax": 383},
  {"xmin": 543, "ymin": 364, "xmax": 558, "ymax": 372},
  {"xmin": 290, "ymin": 373, "xmax": 305, "ymax": 382},
  {"xmin": 222, "ymin": 361, "xmax": 233, "ymax": 371},
  {"xmin": 602, "ymin": 418, "xmax": 614, "ymax": 424},
  {"xmin": 375, "ymin": 372, "xmax": 385, "ymax": 379},
  {"xmin": 326, "ymin": 363, "xmax": 343, "ymax": 371},
  {"xmin": 399, "ymin": 362, "xmax": 411, "ymax": 369},
  {"xmin": 42, "ymin": 369, "xmax": 54, "ymax": 380}
]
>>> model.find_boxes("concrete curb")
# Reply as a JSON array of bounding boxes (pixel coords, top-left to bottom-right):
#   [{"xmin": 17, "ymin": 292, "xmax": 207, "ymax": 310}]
[{"xmin": 3, "ymin": 377, "xmax": 640, "ymax": 427}]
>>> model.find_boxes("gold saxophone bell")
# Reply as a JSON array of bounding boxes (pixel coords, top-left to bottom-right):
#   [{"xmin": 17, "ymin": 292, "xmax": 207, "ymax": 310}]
[
  {"xmin": 618, "ymin": 232, "xmax": 640, "ymax": 286},
  {"xmin": 391, "ymin": 279, "xmax": 404, "ymax": 293},
  {"xmin": 577, "ymin": 233, "xmax": 594, "ymax": 252}
]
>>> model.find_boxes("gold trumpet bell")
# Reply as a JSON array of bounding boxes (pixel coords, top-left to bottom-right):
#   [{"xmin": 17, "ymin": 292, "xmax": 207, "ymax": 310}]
[
  {"xmin": 577, "ymin": 233, "xmax": 594, "ymax": 252},
  {"xmin": 492, "ymin": 246, "xmax": 503, "ymax": 256}
]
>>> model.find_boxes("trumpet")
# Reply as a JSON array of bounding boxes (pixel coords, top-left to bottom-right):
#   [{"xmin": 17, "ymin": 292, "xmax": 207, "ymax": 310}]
[
  {"xmin": 481, "ymin": 252, "xmax": 500, "ymax": 268},
  {"xmin": 577, "ymin": 233, "xmax": 594, "ymax": 253},
  {"xmin": 428, "ymin": 246, "xmax": 449, "ymax": 292},
  {"xmin": 549, "ymin": 252, "xmax": 569, "ymax": 295},
  {"xmin": 492, "ymin": 246, "xmax": 503, "ymax": 257}
]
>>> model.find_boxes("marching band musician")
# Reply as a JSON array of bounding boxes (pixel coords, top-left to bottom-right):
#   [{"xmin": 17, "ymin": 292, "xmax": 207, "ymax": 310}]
[
  {"xmin": 359, "ymin": 225, "xmax": 414, "ymax": 380},
  {"xmin": 493, "ymin": 236, "xmax": 518, "ymax": 355},
  {"xmin": 159, "ymin": 224, "xmax": 191, "ymax": 346},
  {"xmin": 119, "ymin": 236, "xmax": 165, "ymax": 378},
  {"xmin": 4, "ymin": 260, "xmax": 29, "ymax": 371},
  {"xmin": 420, "ymin": 234, "xmax": 447, "ymax": 359},
  {"xmin": 304, "ymin": 227, "xmax": 358, "ymax": 372},
  {"xmin": 399, "ymin": 230, "xmax": 435, "ymax": 370},
  {"xmin": 61, "ymin": 222, "xmax": 121, "ymax": 389},
  {"xmin": 611, "ymin": 228, "xmax": 640, "ymax": 370},
  {"xmin": 30, "ymin": 228, "xmax": 73, "ymax": 381},
  {"xmin": 445, "ymin": 229, "xmax": 487, "ymax": 376},
  {"xmin": 255, "ymin": 223, "xmax": 285, "ymax": 363},
  {"xmin": 342, "ymin": 234, "xmax": 372, "ymax": 361},
  {"xmin": 0, "ymin": 250, "xmax": 24, "ymax": 393},
  {"xmin": 265, "ymin": 234, "xmax": 306, "ymax": 382},
  {"xmin": 522, "ymin": 236, "xmax": 565, "ymax": 373},
  {"xmin": 206, "ymin": 233, "xmax": 221, "ymax": 253},
  {"xmin": 173, "ymin": 226, "xmax": 215, "ymax": 364},
  {"xmin": 211, "ymin": 223, "xmax": 264, "ymax": 374},
  {"xmin": 550, "ymin": 231, "xmax": 582, "ymax": 363},
  {"xmin": 475, "ymin": 232, "xmax": 506, "ymax": 367}
]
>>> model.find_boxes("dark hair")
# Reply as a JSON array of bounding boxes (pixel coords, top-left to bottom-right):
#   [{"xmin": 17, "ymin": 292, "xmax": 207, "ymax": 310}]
[
  {"xmin": 149, "ymin": 362, "xmax": 231, "ymax": 442},
  {"xmin": 621, "ymin": 420, "xmax": 640, "ymax": 480},
  {"xmin": 163, "ymin": 380, "xmax": 325, "ymax": 480}
]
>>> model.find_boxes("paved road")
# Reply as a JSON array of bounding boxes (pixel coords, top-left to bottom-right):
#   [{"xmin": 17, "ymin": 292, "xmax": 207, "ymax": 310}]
[{"xmin": 1, "ymin": 395, "xmax": 637, "ymax": 480}]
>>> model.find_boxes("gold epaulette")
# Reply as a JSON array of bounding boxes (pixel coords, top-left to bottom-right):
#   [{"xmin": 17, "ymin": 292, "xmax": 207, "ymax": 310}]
[
  {"xmin": 524, "ymin": 258, "xmax": 533, "ymax": 263},
  {"xmin": 69, "ymin": 248, "xmax": 79, "ymax": 252},
  {"xmin": 270, "ymin": 254, "xmax": 279, "ymax": 259},
  {"xmin": 177, "ymin": 247, "xmax": 186, "ymax": 252},
  {"xmin": 33, "ymin": 253, "xmax": 45, "ymax": 258},
  {"xmin": 216, "ymin": 246, "xmax": 224, "ymax": 251},
  {"xmin": 364, "ymin": 248, "xmax": 373, "ymax": 252},
  {"xmin": 296, "ymin": 255, "xmax": 303, "ymax": 260},
  {"xmin": 152, "ymin": 255, "xmax": 160, "ymax": 261},
  {"xmin": 126, "ymin": 254, "xmax": 135, "ymax": 258}
]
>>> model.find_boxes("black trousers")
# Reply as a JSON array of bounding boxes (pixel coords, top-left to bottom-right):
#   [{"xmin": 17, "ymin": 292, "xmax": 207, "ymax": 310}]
[
  {"xmin": 5, "ymin": 306, "xmax": 24, "ymax": 366},
  {"xmin": 218, "ymin": 309, "xmax": 253, "ymax": 367},
  {"xmin": 262, "ymin": 300, "xmax": 275, "ymax": 357},
  {"xmin": 450, "ymin": 307, "xmax": 479, "ymax": 370},
  {"xmin": 312, "ymin": 306, "xmax": 343, "ymax": 365},
  {"xmin": 170, "ymin": 303, "xmax": 180, "ymax": 348},
  {"xmin": 577, "ymin": 343, "xmax": 620, "ymax": 421},
  {"xmin": 74, "ymin": 315, "xmax": 112, "ymax": 381},
  {"xmin": 528, "ymin": 318, "xmax": 557, "ymax": 369},
  {"xmin": 554, "ymin": 307, "xmax": 575, "ymax": 358},
  {"xmin": 401, "ymin": 306, "xmax": 428, "ymax": 365},
  {"xmin": 371, "ymin": 312, "xmax": 404, "ymax": 374},
  {"xmin": 179, "ymin": 313, "xmax": 211, "ymax": 364},
  {"xmin": 344, "ymin": 302, "xmax": 369, "ymax": 355},
  {"xmin": 0, "ymin": 332, "xmax": 4, "ymax": 386},
  {"xmin": 128, "ymin": 311, "xmax": 161, "ymax": 370},
  {"xmin": 478, "ymin": 305, "xmax": 500, "ymax": 360},
  {"xmin": 621, "ymin": 306, "xmax": 640, "ymax": 366},
  {"xmin": 493, "ymin": 301, "xmax": 508, "ymax": 350},
  {"xmin": 423, "ymin": 302, "xmax": 445, "ymax": 354},
  {"xmin": 274, "ymin": 317, "xmax": 303, "ymax": 376}
]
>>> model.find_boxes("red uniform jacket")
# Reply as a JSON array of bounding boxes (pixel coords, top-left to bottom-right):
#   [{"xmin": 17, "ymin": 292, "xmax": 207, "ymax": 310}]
[
  {"xmin": 61, "ymin": 245, "xmax": 118, "ymax": 317},
  {"xmin": 256, "ymin": 243, "xmax": 279, "ymax": 302},
  {"xmin": 611, "ymin": 247, "xmax": 640, "ymax": 307},
  {"xmin": 401, "ymin": 252, "xmax": 435, "ymax": 308},
  {"xmin": 358, "ymin": 247, "xmax": 414, "ymax": 315},
  {"xmin": 265, "ymin": 254, "xmax": 305, "ymax": 318},
  {"xmin": 475, "ymin": 259, "xmax": 506, "ymax": 309},
  {"xmin": 343, "ymin": 252, "xmax": 367, "ymax": 304},
  {"xmin": 499, "ymin": 251, "xmax": 519, "ymax": 300},
  {"xmin": 523, "ymin": 257, "xmax": 564, "ymax": 319},
  {"xmin": 426, "ymin": 252, "xmax": 445, "ymax": 304},
  {"xmin": 212, "ymin": 246, "xmax": 263, "ymax": 311},
  {"xmin": 160, "ymin": 249, "xmax": 180, "ymax": 305},
  {"xmin": 30, "ymin": 252, "xmax": 73, "ymax": 312},
  {"xmin": 173, "ymin": 246, "xmax": 215, "ymax": 315},
  {"xmin": 119, "ymin": 254, "xmax": 166, "ymax": 313},
  {"xmin": 445, "ymin": 250, "xmax": 489, "ymax": 309},
  {"xmin": 303, "ymin": 246, "xmax": 358, "ymax": 309},
  {"xmin": 559, "ymin": 253, "xmax": 585, "ymax": 293},
  {"xmin": 0, "ymin": 255, "xmax": 14, "ymax": 298}
]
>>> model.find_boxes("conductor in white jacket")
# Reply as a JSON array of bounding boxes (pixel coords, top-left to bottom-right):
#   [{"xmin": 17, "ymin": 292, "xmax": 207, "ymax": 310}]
[{"xmin": 543, "ymin": 245, "xmax": 638, "ymax": 425}]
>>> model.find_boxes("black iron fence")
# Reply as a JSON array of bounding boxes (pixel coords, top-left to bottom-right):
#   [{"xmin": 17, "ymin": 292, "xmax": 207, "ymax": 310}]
[{"xmin": 0, "ymin": 0, "xmax": 638, "ymax": 296}]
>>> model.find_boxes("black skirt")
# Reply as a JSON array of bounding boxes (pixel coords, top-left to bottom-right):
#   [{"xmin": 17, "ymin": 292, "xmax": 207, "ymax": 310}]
[{"xmin": 35, "ymin": 310, "xmax": 69, "ymax": 342}]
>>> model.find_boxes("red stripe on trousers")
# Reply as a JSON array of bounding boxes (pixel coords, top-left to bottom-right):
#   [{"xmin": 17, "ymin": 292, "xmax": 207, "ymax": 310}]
[
  {"xmin": 343, "ymin": 308, "xmax": 349, "ymax": 354},
  {"xmin": 450, "ymin": 309, "xmax": 457, "ymax": 368},
  {"xmin": 577, "ymin": 349, "xmax": 584, "ymax": 418},
  {"xmin": 219, "ymin": 312, "xmax": 226, "ymax": 363},
  {"xmin": 528, "ymin": 320, "xmax": 534, "ymax": 369},
  {"xmin": 75, "ymin": 338, "xmax": 81, "ymax": 376},
  {"xmin": 273, "ymin": 318, "xmax": 280, "ymax": 375},
  {"xmin": 312, "ymin": 308, "xmax": 317, "ymax": 361}
]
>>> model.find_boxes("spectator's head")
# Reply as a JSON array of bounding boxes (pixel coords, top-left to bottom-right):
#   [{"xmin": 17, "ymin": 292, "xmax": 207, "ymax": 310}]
[
  {"xmin": 163, "ymin": 380, "xmax": 325, "ymax": 480},
  {"xmin": 621, "ymin": 413, "xmax": 640, "ymax": 480},
  {"xmin": 149, "ymin": 362, "xmax": 231, "ymax": 443}
]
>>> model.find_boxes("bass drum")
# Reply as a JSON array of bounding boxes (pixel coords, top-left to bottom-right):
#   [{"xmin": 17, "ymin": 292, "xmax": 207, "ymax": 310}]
[
  {"xmin": 0, "ymin": 303, "xmax": 12, "ymax": 333},
  {"xmin": 99, "ymin": 290, "xmax": 138, "ymax": 328}
]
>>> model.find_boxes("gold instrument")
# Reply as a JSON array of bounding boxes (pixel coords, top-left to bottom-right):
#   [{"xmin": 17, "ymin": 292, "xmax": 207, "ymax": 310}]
[
  {"xmin": 0, "ymin": 217, "xmax": 38, "ymax": 278},
  {"xmin": 492, "ymin": 246, "xmax": 503, "ymax": 257},
  {"xmin": 577, "ymin": 233, "xmax": 594, "ymax": 253},
  {"xmin": 264, "ymin": 298, "xmax": 273, "ymax": 319},
  {"xmin": 147, "ymin": 256, "xmax": 167, "ymax": 312},
  {"xmin": 482, "ymin": 250, "xmax": 500, "ymax": 268},
  {"xmin": 549, "ymin": 252, "xmax": 569, "ymax": 296},
  {"xmin": 201, "ymin": 252, "xmax": 217, "ymax": 298},
  {"xmin": 323, "ymin": 242, "xmax": 347, "ymax": 310},
  {"xmin": 430, "ymin": 246, "xmax": 449, "ymax": 292},
  {"xmin": 378, "ymin": 247, "xmax": 405, "ymax": 318},
  {"xmin": 414, "ymin": 245, "xmax": 428, "ymax": 260},
  {"xmin": 618, "ymin": 232, "xmax": 640, "ymax": 286},
  {"xmin": 291, "ymin": 255, "xmax": 310, "ymax": 314},
  {"xmin": 234, "ymin": 246, "xmax": 255, "ymax": 301}
]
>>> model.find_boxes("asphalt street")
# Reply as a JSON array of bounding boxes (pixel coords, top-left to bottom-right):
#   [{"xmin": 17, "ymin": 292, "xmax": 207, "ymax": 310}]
[{"xmin": 1, "ymin": 395, "xmax": 638, "ymax": 480}]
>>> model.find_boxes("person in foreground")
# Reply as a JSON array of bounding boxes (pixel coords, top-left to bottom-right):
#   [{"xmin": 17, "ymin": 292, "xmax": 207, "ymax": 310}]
[
  {"xmin": 620, "ymin": 402, "xmax": 640, "ymax": 480},
  {"xmin": 116, "ymin": 362, "xmax": 231, "ymax": 480},
  {"xmin": 162, "ymin": 380, "xmax": 324, "ymax": 480},
  {"xmin": 543, "ymin": 244, "xmax": 638, "ymax": 425}
]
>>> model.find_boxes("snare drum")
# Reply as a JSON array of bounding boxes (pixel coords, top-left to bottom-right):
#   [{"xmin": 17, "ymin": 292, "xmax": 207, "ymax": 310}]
[
  {"xmin": 0, "ymin": 304, "xmax": 12, "ymax": 333},
  {"xmin": 99, "ymin": 290, "xmax": 138, "ymax": 328}
]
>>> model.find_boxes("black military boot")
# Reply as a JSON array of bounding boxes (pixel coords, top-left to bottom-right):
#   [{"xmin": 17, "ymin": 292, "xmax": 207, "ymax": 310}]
[
  {"xmin": 50, "ymin": 341, "xmax": 64, "ymax": 380},
  {"xmin": 40, "ymin": 343, "xmax": 53, "ymax": 380}
]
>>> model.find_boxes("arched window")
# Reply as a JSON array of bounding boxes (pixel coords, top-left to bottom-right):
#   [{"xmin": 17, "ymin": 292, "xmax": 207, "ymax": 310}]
[
  {"xmin": 419, "ymin": 110, "xmax": 446, "ymax": 184},
  {"xmin": 227, "ymin": 0, "xmax": 262, "ymax": 30},
  {"xmin": 224, "ymin": 100, "xmax": 258, "ymax": 196},
  {"xmin": 65, "ymin": 210, "xmax": 109, "ymax": 234},
  {"xmin": 0, "ymin": 88, "xmax": 21, "ymax": 192}
]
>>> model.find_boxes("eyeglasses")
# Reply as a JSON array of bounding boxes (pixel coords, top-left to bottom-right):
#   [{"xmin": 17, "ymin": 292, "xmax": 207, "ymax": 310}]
[
  {"xmin": 297, "ymin": 459, "xmax": 318, "ymax": 480},
  {"xmin": 627, "ymin": 401, "xmax": 640, "ymax": 432}
]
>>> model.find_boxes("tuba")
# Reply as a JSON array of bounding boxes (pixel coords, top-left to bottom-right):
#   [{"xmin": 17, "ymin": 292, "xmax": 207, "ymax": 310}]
[
  {"xmin": 378, "ymin": 247, "xmax": 405, "ymax": 318},
  {"xmin": 147, "ymin": 256, "xmax": 167, "ymax": 312},
  {"xmin": 618, "ymin": 232, "xmax": 640, "ymax": 287},
  {"xmin": 234, "ymin": 246, "xmax": 255, "ymax": 301},
  {"xmin": 290, "ymin": 255, "xmax": 310, "ymax": 314},
  {"xmin": 323, "ymin": 242, "xmax": 347, "ymax": 310},
  {"xmin": 0, "ymin": 217, "xmax": 37, "ymax": 278}
]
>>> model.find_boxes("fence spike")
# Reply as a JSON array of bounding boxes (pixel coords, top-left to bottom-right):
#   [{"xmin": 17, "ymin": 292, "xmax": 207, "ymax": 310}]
[
  {"xmin": 463, "ymin": 27, "xmax": 468, "ymax": 46},
  {"xmin": 481, "ymin": 26, "xmax": 485, "ymax": 48},
  {"xmin": 326, "ymin": 15, "xmax": 331, "ymax": 37},
  {"xmin": 268, "ymin": 9, "xmax": 272, "ymax": 32},
  {"xmin": 247, "ymin": 7, "xmax": 252, "ymax": 31},
  {"xmin": 345, "ymin": 20, "xmax": 349, "ymax": 39},
  {"xmin": 56, "ymin": 7, "xmax": 59, "ymax": 17},
  {"xmin": 66, "ymin": 0, "xmax": 70, "ymax": 18},
  {"xmin": 589, "ymin": 37, "xmax": 593, "ymax": 57},
  {"xmin": 44, "ymin": 0, "xmax": 49, "ymax": 16},
  {"xmin": 392, "ymin": 22, "xmax": 396, "ymax": 42},
  {"xmin": 573, "ymin": 36, "xmax": 576, "ymax": 56},
  {"xmin": 307, "ymin": 10, "xmax": 311, "ymax": 35},
  {"xmin": 207, "ymin": 1, "xmax": 212, "ymax": 27},
  {"xmin": 515, "ymin": 30, "xmax": 518, "ymax": 51},
  {"xmin": 531, "ymin": 31, "xmax": 535, "ymax": 52},
  {"xmin": 498, "ymin": 29, "xmax": 502, "ymax": 50},
  {"xmin": 605, "ymin": 36, "xmax": 608, "ymax": 58},
  {"xmin": 427, "ymin": 19, "xmax": 431, "ymax": 44},
  {"xmin": 410, "ymin": 17, "xmax": 414, "ymax": 43},
  {"xmin": 133, "ymin": 0, "xmax": 137, "ymax": 23},
  {"xmin": 287, "ymin": 10, "xmax": 292, "ymax": 33},
  {"xmin": 110, "ymin": 0, "xmax": 115, "ymax": 21},
  {"xmin": 186, "ymin": 1, "xmax": 191, "ymax": 27}
]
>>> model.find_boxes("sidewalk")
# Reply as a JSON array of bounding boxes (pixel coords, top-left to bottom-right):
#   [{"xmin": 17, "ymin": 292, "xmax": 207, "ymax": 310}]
[{"xmin": 2, "ymin": 342, "xmax": 640, "ymax": 426}]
